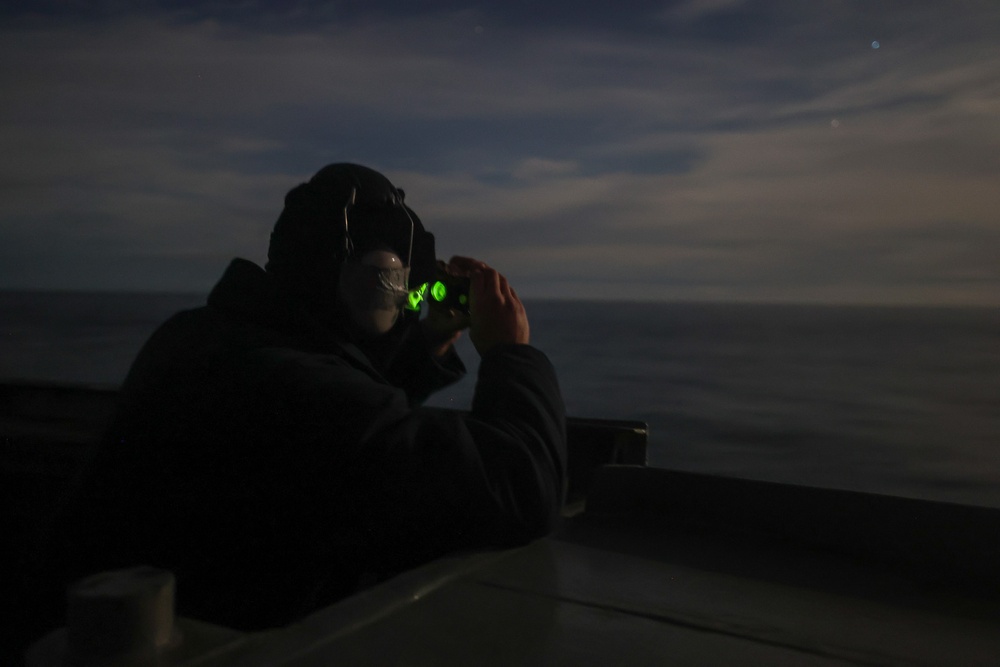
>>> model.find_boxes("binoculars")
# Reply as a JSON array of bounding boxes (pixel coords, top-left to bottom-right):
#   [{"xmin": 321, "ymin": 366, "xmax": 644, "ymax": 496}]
[{"xmin": 406, "ymin": 270, "xmax": 470, "ymax": 314}]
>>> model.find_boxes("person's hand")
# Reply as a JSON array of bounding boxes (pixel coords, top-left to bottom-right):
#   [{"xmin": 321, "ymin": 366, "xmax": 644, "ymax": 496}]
[{"xmin": 449, "ymin": 256, "xmax": 530, "ymax": 356}]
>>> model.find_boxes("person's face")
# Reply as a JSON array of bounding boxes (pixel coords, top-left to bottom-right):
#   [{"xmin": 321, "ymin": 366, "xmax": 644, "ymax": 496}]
[{"xmin": 336, "ymin": 249, "xmax": 409, "ymax": 337}]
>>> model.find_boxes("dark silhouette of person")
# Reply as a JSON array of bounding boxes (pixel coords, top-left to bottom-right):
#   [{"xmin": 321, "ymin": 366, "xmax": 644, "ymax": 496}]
[{"xmin": 32, "ymin": 163, "xmax": 566, "ymax": 635}]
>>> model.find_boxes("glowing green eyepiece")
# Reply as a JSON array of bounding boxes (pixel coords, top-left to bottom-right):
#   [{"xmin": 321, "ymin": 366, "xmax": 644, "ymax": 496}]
[
  {"xmin": 406, "ymin": 282, "xmax": 428, "ymax": 311},
  {"xmin": 430, "ymin": 281, "xmax": 448, "ymax": 302}
]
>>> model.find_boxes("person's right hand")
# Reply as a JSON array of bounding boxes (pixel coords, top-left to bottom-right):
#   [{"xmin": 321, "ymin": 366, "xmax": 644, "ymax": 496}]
[{"xmin": 448, "ymin": 257, "xmax": 530, "ymax": 356}]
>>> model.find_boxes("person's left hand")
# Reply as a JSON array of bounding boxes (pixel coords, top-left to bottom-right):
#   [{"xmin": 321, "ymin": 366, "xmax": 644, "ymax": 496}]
[{"xmin": 420, "ymin": 259, "xmax": 473, "ymax": 357}]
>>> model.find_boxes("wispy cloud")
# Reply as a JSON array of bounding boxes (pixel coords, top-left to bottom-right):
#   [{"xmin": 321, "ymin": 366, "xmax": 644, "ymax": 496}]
[
  {"xmin": 661, "ymin": 0, "xmax": 752, "ymax": 23},
  {"xmin": 1, "ymin": 2, "xmax": 998, "ymax": 303}
]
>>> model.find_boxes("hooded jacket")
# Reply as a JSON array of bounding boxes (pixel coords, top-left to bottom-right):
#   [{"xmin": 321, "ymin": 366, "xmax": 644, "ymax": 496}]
[{"xmin": 46, "ymin": 258, "xmax": 567, "ymax": 630}]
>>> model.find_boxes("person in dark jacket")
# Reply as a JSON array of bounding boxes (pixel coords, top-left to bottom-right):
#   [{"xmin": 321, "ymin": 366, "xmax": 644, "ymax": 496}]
[{"xmin": 39, "ymin": 163, "xmax": 566, "ymax": 631}]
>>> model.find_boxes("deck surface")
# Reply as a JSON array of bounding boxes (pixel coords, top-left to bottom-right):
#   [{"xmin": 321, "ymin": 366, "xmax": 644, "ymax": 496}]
[
  {"xmin": 159, "ymin": 513, "xmax": 1000, "ymax": 667},
  {"xmin": 9, "ymin": 384, "xmax": 998, "ymax": 666}
]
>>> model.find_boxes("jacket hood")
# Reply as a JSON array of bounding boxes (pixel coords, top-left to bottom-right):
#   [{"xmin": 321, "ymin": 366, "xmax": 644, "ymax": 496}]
[{"xmin": 265, "ymin": 163, "xmax": 436, "ymax": 307}]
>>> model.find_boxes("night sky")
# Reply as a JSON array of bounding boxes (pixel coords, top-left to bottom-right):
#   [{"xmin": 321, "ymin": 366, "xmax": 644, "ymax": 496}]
[{"xmin": 2, "ymin": 0, "xmax": 998, "ymax": 304}]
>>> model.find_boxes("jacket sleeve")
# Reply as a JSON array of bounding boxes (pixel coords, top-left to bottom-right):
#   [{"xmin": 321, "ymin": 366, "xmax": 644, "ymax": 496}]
[
  {"xmin": 382, "ymin": 320, "xmax": 466, "ymax": 406},
  {"xmin": 330, "ymin": 344, "xmax": 567, "ymax": 572}
]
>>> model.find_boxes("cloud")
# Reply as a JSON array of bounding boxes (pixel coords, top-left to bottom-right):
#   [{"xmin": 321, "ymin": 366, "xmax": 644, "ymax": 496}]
[
  {"xmin": 0, "ymin": 2, "xmax": 998, "ymax": 304},
  {"xmin": 662, "ymin": 0, "xmax": 751, "ymax": 23}
]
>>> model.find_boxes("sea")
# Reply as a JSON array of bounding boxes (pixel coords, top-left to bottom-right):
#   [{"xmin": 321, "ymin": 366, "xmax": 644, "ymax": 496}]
[{"xmin": 2, "ymin": 290, "xmax": 998, "ymax": 508}]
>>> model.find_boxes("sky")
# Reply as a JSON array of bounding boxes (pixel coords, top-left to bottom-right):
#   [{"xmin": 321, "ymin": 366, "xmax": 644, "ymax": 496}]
[{"xmin": 2, "ymin": 0, "xmax": 999, "ymax": 305}]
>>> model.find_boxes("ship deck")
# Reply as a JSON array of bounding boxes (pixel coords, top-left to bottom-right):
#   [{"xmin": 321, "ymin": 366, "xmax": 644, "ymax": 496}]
[{"xmin": 5, "ymin": 382, "xmax": 1000, "ymax": 666}]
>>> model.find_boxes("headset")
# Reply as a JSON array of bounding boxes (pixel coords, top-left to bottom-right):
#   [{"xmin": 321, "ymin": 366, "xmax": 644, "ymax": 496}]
[{"xmin": 340, "ymin": 184, "xmax": 470, "ymax": 316}]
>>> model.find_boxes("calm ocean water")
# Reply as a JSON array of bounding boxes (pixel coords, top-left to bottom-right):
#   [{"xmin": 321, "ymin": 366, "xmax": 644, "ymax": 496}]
[{"xmin": 2, "ymin": 290, "xmax": 998, "ymax": 507}]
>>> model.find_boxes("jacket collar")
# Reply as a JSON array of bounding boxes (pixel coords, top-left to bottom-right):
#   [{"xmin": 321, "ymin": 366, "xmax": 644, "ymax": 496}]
[{"xmin": 206, "ymin": 259, "xmax": 385, "ymax": 377}]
